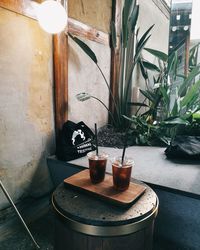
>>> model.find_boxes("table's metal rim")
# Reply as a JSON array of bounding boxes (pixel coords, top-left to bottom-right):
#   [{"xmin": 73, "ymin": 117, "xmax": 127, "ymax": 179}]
[{"xmin": 52, "ymin": 195, "xmax": 159, "ymax": 237}]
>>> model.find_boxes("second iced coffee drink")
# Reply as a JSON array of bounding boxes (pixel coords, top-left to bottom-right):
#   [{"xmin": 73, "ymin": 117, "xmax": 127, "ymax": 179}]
[{"xmin": 112, "ymin": 157, "xmax": 133, "ymax": 191}]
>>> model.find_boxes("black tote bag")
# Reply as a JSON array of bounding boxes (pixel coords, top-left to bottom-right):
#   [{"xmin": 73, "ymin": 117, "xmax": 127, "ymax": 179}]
[{"xmin": 56, "ymin": 120, "xmax": 96, "ymax": 161}]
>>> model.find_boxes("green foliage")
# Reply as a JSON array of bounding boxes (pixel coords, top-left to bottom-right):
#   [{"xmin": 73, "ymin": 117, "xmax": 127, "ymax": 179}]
[
  {"xmin": 71, "ymin": 1, "xmax": 153, "ymax": 130},
  {"xmin": 144, "ymin": 48, "xmax": 168, "ymax": 62},
  {"xmin": 126, "ymin": 43, "xmax": 200, "ymax": 145},
  {"xmin": 70, "ymin": 1, "xmax": 200, "ymax": 145},
  {"xmin": 123, "ymin": 115, "xmax": 169, "ymax": 146},
  {"xmin": 189, "ymin": 42, "xmax": 200, "ymax": 71},
  {"xmin": 68, "ymin": 33, "xmax": 97, "ymax": 64}
]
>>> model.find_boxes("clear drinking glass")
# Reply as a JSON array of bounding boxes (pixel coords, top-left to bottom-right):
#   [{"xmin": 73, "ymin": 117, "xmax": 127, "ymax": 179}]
[
  {"xmin": 87, "ymin": 152, "xmax": 108, "ymax": 184},
  {"xmin": 112, "ymin": 157, "xmax": 134, "ymax": 191}
]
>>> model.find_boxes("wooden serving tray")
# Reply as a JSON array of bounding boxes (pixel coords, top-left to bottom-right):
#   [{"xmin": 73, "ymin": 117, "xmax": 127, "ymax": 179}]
[{"xmin": 64, "ymin": 169, "xmax": 146, "ymax": 207}]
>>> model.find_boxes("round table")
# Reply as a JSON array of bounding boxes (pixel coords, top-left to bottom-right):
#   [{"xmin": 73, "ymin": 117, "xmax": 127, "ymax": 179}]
[{"xmin": 52, "ymin": 180, "xmax": 158, "ymax": 250}]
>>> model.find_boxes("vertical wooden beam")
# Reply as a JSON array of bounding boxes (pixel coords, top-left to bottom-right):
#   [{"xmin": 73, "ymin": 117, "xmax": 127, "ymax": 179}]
[
  {"xmin": 109, "ymin": 0, "xmax": 122, "ymax": 119},
  {"xmin": 53, "ymin": 1, "xmax": 68, "ymax": 137}
]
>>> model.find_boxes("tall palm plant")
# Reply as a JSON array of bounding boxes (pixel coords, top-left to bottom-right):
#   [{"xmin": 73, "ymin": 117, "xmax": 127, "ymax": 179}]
[{"xmin": 70, "ymin": 0, "xmax": 154, "ymax": 130}]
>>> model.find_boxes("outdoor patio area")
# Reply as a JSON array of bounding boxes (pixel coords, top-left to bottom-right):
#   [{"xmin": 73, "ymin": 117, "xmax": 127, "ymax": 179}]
[
  {"xmin": 1, "ymin": 0, "xmax": 200, "ymax": 249},
  {"xmin": 0, "ymin": 207, "xmax": 171, "ymax": 250}
]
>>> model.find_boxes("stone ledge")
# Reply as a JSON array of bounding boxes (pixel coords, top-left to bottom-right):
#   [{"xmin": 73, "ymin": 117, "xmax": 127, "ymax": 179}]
[{"xmin": 67, "ymin": 146, "xmax": 200, "ymax": 198}]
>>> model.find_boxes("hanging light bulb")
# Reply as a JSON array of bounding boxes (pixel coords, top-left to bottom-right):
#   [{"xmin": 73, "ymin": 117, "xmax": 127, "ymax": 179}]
[{"xmin": 36, "ymin": 0, "xmax": 67, "ymax": 34}]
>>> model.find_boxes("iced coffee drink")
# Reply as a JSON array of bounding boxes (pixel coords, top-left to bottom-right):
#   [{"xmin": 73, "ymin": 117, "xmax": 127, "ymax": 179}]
[
  {"xmin": 112, "ymin": 157, "xmax": 133, "ymax": 191},
  {"xmin": 87, "ymin": 152, "xmax": 108, "ymax": 184}
]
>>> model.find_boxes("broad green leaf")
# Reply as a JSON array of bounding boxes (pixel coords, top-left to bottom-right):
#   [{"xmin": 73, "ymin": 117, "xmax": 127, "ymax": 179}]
[
  {"xmin": 139, "ymin": 134, "xmax": 147, "ymax": 144},
  {"xmin": 189, "ymin": 43, "xmax": 200, "ymax": 67},
  {"xmin": 141, "ymin": 109, "xmax": 151, "ymax": 116},
  {"xmin": 176, "ymin": 74, "xmax": 186, "ymax": 79},
  {"xmin": 189, "ymin": 46, "xmax": 196, "ymax": 65},
  {"xmin": 68, "ymin": 33, "xmax": 97, "ymax": 64},
  {"xmin": 123, "ymin": 115, "xmax": 137, "ymax": 123},
  {"xmin": 124, "ymin": 29, "xmax": 152, "ymax": 105},
  {"xmin": 136, "ymin": 25, "xmax": 154, "ymax": 52},
  {"xmin": 136, "ymin": 27, "xmax": 140, "ymax": 38},
  {"xmin": 186, "ymin": 93, "xmax": 199, "ymax": 110},
  {"xmin": 189, "ymin": 43, "xmax": 200, "ymax": 69},
  {"xmin": 193, "ymin": 112, "xmax": 200, "ymax": 120},
  {"xmin": 140, "ymin": 89, "xmax": 155, "ymax": 102},
  {"xmin": 167, "ymin": 51, "xmax": 175, "ymax": 72},
  {"xmin": 188, "ymin": 105, "xmax": 200, "ymax": 114},
  {"xmin": 172, "ymin": 51, "xmax": 178, "ymax": 79},
  {"xmin": 139, "ymin": 60, "xmax": 148, "ymax": 79},
  {"xmin": 171, "ymin": 100, "xmax": 178, "ymax": 116},
  {"xmin": 158, "ymin": 58, "xmax": 164, "ymax": 72},
  {"xmin": 178, "ymin": 65, "xmax": 200, "ymax": 96},
  {"xmin": 129, "ymin": 5, "xmax": 139, "ymax": 32},
  {"xmin": 168, "ymin": 51, "xmax": 178, "ymax": 76},
  {"xmin": 122, "ymin": 0, "xmax": 133, "ymax": 46},
  {"xmin": 162, "ymin": 117, "xmax": 189, "ymax": 125},
  {"xmin": 135, "ymin": 35, "xmax": 151, "ymax": 63},
  {"xmin": 153, "ymin": 83, "xmax": 160, "ymax": 89},
  {"xmin": 159, "ymin": 86, "xmax": 169, "ymax": 105},
  {"xmin": 144, "ymin": 48, "xmax": 168, "ymax": 62},
  {"xmin": 142, "ymin": 61, "xmax": 160, "ymax": 72},
  {"xmin": 153, "ymin": 76, "xmax": 157, "ymax": 84},
  {"xmin": 123, "ymin": 0, "xmax": 134, "ymax": 23},
  {"xmin": 181, "ymin": 79, "xmax": 200, "ymax": 107},
  {"xmin": 190, "ymin": 42, "xmax": 200, "ymax": 53}
]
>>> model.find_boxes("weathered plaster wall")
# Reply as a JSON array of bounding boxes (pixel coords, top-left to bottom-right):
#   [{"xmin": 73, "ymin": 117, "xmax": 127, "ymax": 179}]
[
  {"xmin": 0, "ymin": 8, "xmax": 55, "ymax": 209},
  {"xmin": 133, "ymin": 0, "xmax": 170, "ymax": 105},
  {"xmin": 138, "ymin": 0, "xmax": 169, "ymax": 56},
  {"xmin": 68, "ymin": 0, "xmax": 112, "ymax": 32},
  {"xmin": 68, "ymin": 38, "xmax": 110, "ymax": 128},
  {"xmin": 68, "ymin": 0, "xmax": 112, "ymax": 128}
]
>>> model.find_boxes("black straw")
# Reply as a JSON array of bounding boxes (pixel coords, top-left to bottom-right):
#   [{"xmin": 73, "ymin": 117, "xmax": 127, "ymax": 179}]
[
  {"xmin": 95, "ymin": 123, "xmax": 99, "ymax": 156},
  {"xmin": 121, "ymin": 133, "xmax": 128, "ymax": 166}
]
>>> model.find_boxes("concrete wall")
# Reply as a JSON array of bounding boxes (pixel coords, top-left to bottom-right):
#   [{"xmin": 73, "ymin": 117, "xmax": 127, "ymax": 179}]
[
  {"xmin": 68, "ymin": 38, "xmax": 111, "ymax": 129},
  {"xmin": 0, "ymin": 8, "xmax": 55, "ymax": 209},
  {"xmin": 133, "ymin": 0, "xmax": 170, "ymax": 104},
  {"xmin": 138, "ymin": 0, "xmax": 169, "ymax": 55},
  {"xmin": 68, "ymin": 0, "xmax": 112, "ymax": 128}
]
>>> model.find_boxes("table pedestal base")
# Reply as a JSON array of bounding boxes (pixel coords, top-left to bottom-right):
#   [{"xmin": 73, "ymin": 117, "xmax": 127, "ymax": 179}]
[{"xmin": 54, "ymin": 218, "xmax": 155, "ymax": 250}]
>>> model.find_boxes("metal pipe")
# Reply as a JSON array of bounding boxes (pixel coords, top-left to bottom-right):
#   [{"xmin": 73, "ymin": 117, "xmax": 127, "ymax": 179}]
[{"xmin": 0, "ymin": 180, "xmax": 40, "ymax": 249}]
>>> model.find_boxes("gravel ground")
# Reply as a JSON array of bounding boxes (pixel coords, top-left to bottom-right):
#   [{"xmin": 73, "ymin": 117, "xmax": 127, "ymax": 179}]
[{"xmin": 98, "ymin": 126, "xmax": 126, "ymax": 148}]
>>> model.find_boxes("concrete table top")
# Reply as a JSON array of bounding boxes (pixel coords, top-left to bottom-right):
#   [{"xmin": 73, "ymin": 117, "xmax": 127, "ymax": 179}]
[
  {"xmin": 52, "ymin": 181, "xmax": 157, "ymax": 226},
  {"xmin": 68, "ymin": 146, "xmax": 200, "ymax": 197}
]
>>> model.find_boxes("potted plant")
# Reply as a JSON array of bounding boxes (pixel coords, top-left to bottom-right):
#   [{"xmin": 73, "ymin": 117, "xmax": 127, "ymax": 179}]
[
  {"xmin": 69, "ymin": 0, "xmax": 153, "ymax": 131},
  {"xmin": 125, "ymin": 44, "xmax": 200, "ymax": 145}
]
